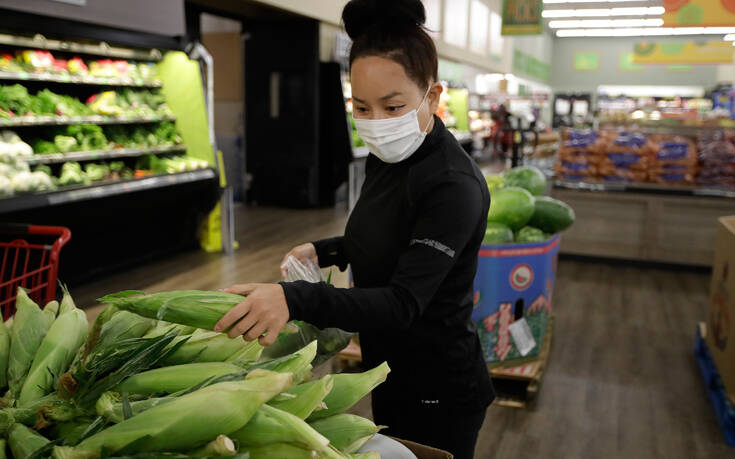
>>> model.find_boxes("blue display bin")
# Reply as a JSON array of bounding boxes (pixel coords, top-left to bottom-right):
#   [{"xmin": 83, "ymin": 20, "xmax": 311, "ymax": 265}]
[{"xmin": 472, "ymin": 235, "xmax": 560, "ymax": 364}]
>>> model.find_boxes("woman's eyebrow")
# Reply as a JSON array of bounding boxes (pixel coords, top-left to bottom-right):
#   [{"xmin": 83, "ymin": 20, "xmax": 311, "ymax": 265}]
[{"xmin": 380, "ymin": 91, "xmax": 402, "ymax": 100}]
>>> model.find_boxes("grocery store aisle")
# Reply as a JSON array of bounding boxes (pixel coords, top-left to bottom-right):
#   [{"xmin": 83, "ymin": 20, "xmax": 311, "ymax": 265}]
[{"xmin": 72, "ymin": 205, "xmax": 730, "ymax": 458}]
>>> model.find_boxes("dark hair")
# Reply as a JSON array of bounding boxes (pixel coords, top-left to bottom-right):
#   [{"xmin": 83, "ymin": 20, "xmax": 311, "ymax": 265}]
[{"xmin": 342, "ymin": 0, "xmax": 438, "ymax": 90}]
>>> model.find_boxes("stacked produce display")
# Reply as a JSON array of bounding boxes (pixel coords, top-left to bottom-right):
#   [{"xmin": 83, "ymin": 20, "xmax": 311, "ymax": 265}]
[
  {"xmin": 0, "ymin": 48, "xmax": 209, "ymax": 200},
  {"xmin": 483, "ymin": 165, "xmax": 575, "ymax": 244},
  {"xmin": 554, "ymin": 128, "xmax": 735, "ymax": 189},
  {"xmin": 0, "ymin": 288, "xmax": 387, "ymax": 459}
]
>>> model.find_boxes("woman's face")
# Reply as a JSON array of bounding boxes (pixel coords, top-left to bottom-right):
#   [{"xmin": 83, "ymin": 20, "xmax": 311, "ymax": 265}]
[{"xmin": 351, "ymin": 56, "xmax": 441, "ymax": 131}]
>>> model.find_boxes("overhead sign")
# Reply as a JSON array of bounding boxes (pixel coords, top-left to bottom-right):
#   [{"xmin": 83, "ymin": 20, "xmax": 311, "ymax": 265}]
[
  {"xmin": 663, "ymin": 0, "xmax": 735, "ymax": 27},
  {"xmin": 502, "ymin": 0, "xmax": 543, "ymax": 35},
  {"xmin": 633, "ymin": 41, "xmax": 735, "ymax": 65}
]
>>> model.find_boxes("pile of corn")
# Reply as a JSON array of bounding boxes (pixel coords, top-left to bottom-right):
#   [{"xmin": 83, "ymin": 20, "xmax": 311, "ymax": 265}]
[{"xmin": 0, "ymin": 289, "xmax": 389, "ymax": 459}]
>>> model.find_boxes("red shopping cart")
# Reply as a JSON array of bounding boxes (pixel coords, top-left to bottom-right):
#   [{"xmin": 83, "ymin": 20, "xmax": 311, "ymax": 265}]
[{"xmin": 0, "ymin": 224, "xmax": 71, "ymax": 319}]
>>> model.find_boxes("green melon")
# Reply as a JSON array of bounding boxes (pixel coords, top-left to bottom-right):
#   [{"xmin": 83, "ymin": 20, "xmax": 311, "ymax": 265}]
[{"xmin": 487, "ymin": 187, "xmax": 535, "ymax": 231}]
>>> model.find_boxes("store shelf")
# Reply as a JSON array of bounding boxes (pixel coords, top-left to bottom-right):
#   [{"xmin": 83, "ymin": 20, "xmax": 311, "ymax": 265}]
[
  {"xmin": 553, "ymin": 179, "xmax": 735, "ymax": 198},
  {"xmin": 0, "ymin": 115, "xmax": 175, "ymax": 127},
  {"xmin": 25, "ymin": 145, "xmax": 187, "ymax": 165},
  {"xmin": 0, "ymin": 71, "xmax": 161, "ymax": 88},
  {"xmin": 0, "ymin": 33, "xmax": 162, "ymax": 61},
  {"xmin": 0, "ymin": 168, "xmax": 216, "ymax": 213}
]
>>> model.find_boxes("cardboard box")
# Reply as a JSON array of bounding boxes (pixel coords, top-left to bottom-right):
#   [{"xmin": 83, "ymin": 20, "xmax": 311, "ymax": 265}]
[
  {"xmin": 707, "ymin": 216, "xmax": 735, "ymax": 398},
  {"xmin": 393, "ymin": 438, "xmax": 453, "ymax": 459},
  {"xmin": 472, "ymin": 235, "xmax": 559, "ymax": 365}
]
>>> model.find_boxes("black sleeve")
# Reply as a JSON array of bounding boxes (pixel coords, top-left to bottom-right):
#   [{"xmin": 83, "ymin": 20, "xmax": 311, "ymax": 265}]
[
  {"xmin": 312, "ymin": 237, "xmax": 349, "ymax": 271},
  {"xmin": 281, "ymin": 175, "xmax": 483, "ymax": 333}
]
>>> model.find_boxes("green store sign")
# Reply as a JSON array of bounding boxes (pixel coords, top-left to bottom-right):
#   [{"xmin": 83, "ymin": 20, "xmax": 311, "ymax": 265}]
[
  {"xmin": 513, "ymin": 49, "xmax": 551, "ymax": 83},
  {"xmin": 502, "ymin": 0, "xmax": 543, "ymax": 35}
]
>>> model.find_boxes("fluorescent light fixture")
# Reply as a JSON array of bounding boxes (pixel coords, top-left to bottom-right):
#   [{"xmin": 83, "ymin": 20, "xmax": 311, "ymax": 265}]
[
  {"xmin": 725, "ymin": 33, "xmax": 735, "ymax": 41},
  {"xmin": 542, "ymin": 7, "xmax": 664, "ymax": 18},
  {"xmin": 557, "ymin": 27, "xmax": 735, "ymax": 37},
  {"xmin": 598, "ymin": 85, "xmax": 705, "ymax": 98},
  {"xmin": 549, "ymin": 18, "xmax": 664, "ymax": 28}
]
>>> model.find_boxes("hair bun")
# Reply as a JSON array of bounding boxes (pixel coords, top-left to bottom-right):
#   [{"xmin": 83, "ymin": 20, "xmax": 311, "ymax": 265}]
[{"xmin": 342, "ymin": 0, "xmax": 426, "ymax": 40}]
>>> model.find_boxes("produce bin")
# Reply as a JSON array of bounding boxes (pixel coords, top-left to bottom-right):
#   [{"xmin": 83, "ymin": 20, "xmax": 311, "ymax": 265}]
[{"xmin": 472, "ymin": 235, "xmax": 560, "ymax": 365}]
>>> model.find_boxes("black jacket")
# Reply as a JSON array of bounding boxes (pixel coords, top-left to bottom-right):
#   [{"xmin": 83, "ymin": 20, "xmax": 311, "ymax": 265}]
[{"xmin": 281, "ymin": 116, "xmax": 494, "ymax": 410}]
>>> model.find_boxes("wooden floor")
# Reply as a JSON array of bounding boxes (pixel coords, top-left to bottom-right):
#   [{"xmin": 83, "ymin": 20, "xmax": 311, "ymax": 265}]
[{"xmin": 72, "ymin": 205, "xmax": 732, "ymax": 458}]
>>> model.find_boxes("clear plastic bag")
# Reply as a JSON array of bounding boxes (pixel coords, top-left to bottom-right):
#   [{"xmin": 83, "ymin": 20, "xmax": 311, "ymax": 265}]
[
  {"xmin": 283, "ymin": 255, "xmax": 324, "ymax": 283},
  {"xmin": 273, "ymin": 255, "xmax": 353, "ymax": 366}
]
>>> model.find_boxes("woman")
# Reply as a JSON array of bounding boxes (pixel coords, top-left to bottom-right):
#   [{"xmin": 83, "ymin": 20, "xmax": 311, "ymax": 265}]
[{"xmin": 215, "ymin": 1, "xmax": 494, "ymax": 456}]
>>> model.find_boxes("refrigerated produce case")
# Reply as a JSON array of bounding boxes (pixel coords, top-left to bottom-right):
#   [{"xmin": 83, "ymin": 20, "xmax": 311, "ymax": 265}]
[{"xmin": 0, "ymin": 9, "xmax": 226, "ymax": 284}]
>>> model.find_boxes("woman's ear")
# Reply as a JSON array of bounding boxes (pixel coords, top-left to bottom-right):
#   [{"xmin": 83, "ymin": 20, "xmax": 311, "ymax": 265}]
[{"xmin": 428, "ymin": 82, "xmax": 443, "ymax": 114}]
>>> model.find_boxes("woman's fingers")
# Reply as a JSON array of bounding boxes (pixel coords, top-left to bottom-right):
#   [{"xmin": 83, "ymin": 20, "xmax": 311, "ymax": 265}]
[
  {"xmin": 227, "ymin": 308, "xmax": 258, "ymax": 339},
  {"xmin": 243, "ymin": 320, "xmax": 268, "ymax": 342},
  {"xmin": 259, "ymin": 318, "xmax": 287, "ymax": 346},
  {"xmin": 220, "ymin": 283, "xmax": 257, "ymax": 295},
  {"xmin": 214, "ymin": 298, "xmax": 251, "ymax": 332}
]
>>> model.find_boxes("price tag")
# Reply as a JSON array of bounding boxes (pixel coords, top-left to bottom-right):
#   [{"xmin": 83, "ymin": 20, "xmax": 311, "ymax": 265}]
[{"xmin": 508, "ymin": 318, "xmax": 536, "ymax": 357}]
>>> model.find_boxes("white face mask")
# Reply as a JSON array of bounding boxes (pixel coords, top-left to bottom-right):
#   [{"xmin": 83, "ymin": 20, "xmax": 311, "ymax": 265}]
[{"xmin": 354, "ymin": 86, "xmax": 433, "ymax": 163}]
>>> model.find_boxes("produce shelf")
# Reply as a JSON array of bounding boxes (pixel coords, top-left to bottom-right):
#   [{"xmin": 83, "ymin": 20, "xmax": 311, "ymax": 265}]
[
  {"xmin": 0, "ymin": 71, "xmax": 162, "ymax": 88},
  {"xmin": 0, "ymin": 168, "xmax": 216, "ymax": 213},
  {"xmin": 25, "ymin": 145, "xmax": 187, "ymax": 165},
  {"xmin": 553, "ymin": 179, "xmax": 735, "ymax": 199},
  {"xmin": 0, "ymin": 115, "xmax": 176, "ymax": 127},
  {"xmin": 0, "ymin": 33, "xmax": 163, "ymax": 62}
]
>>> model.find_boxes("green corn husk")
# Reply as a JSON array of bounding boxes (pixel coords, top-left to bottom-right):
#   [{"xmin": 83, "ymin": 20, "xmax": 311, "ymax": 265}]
[
  {"xmin": 66, "ymin": 371, "xmax": 293, "ymax": 457},
  {"xmin": 261, "ymin": 321, "xmax": 353, "ymax": 367},
  {"xmin": 98, "ymin": 290, "xmax": 246, "ymax": 331},
  {"xmin": 96, "ymin": 392, "xmax": 175, "ymax": 424},
  {"xmin": 116, "ymin": 362, "xmax": 245, "ymax": 395},
  {"xmin": 43, "ymin": 300, "xmax": 60, "ymax": 327},
  {"xmin": 59, "ymin": 286, "xmax": 76, "ymax": 316},
  {"xmin": 0, "ymin": 318, "xmax": 9, "ymax": 390},
  {"xmin": 309, "ymin": 414, "xmax": 382, "ymax": 454},
  {"xmin": 96, "ymin": 311, "xmax": 156, "ymax": 351},
  {"xmin": 4, "ymin": 316, "xmax": 12, "ymax": 332},
  {"xmin": 61, "ymin": 330, "xmax": 185, "ymax": 409},
  {"xmin": 239, "ymin": 443, "xmax": 318, "ymax": 459},
  {"xmin": 0, "ymin": 393, "xmax": 58, "ymax": 432},
  {"xmin": 350, "ymin": 453, "xmax": 380, "ymax": 459},
  {"xmin": 160, "ymin": 330, "xmax": 251, "ymax": 366},
  {"xmin": 307, "ymin": 362, "xmax": 390, "ymax": 421},
  {"xmin": 0, "ymin": 439, "xmax": 6, "ymax": 459},
  {"xmin": 46, "ymin": 417, "xmax": 98, "ymax": 446},
  {"xmin": 8, "ymin": 423, "xmax": 50, "ymax": 459},
  {"xmin": 226, "ymin": 337, "xmax": 263, "ymax": 364},
  {"xmin": 142, "ymin": 321, "xmax": 195, "ymax": 339},
  {"xmin": 231, "ymin": 404, "xmax": 344, "ymax": 459},
  {"xmin": 8, "ymin": 288, "xmax": 53, "ymax": 398},
  {"xmin": 19, "ymin": 309, "xmax": 88, "ymax": 406},
  {"xmin": 188, "ymin": 435, "xmax": 237, "ymax": 457},
  {"xmin": 266, "ymin": 341, "xmax": 317, "ymax": 384},
  {"xmin": 269, "ymin": 375, "xmax": 334, "ymax": 419}
]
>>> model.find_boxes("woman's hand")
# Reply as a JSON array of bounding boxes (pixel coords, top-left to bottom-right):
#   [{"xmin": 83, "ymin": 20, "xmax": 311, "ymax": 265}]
[
  {"xmin": 280, "ymin": 243, "xmax": 318, "ymax": 278},
  {"xmin": 215, "ymin": 283, "xmax": 290, "ymax": 346}
]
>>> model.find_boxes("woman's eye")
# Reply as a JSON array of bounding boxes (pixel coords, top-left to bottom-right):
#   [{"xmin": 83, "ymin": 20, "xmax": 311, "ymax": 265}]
[
  {"xmin": 387, "ymin": 105, "xmax": 405, "ymax": 112},
  {"xmin": 355, "ymin": 107, "xmax": 368, "ymax": 113}
]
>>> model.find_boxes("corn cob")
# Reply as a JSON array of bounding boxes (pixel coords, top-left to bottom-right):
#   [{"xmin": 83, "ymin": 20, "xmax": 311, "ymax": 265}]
[
  {"xmin": 116, "ymin": 362, "xmax": 245, "ymax": 395},
  {"xmin": 307, "ymin": 362, "xmax": 390, "ymax": 421},
  {"xmin": 0, "ymin": 318, "xmax": 9, "ymax": 390},
  {"xmin": 188, "ymin": 435, "xmax": 237, "ymax": 457},
  {"xmin": 62, "ymin": 371, "xmax": 292, "ymax": 457},
  {"xmin": 309, "ymin": 414, "xmax": 382, "ymax": 454},
  {"xmin": 269, "ymin": 375, "xmax": 334, "ymax": 419},
  {"xmin": 19, "ymin": 309, "xmax": 88, "ymax": 406},
  {"xmin": 98, "ymin": 290, "xmax": 245, "ymax": 331},
  {"xmin": 96, "ymin": 311, "xmax": 156, "ymax": 351},
  {"xmin": 8, "ymin": 288, "xmax": 53, "ymax": 398},
  {"xmin": 4, "ymin": 316, "xmax": 12, "ymax": 332},
  {"xmin": 43, "ymin": 300, "xmax": 60, "ymax": 327},
  {"xmin": 8, "ymin": 423, "xmax": 50, "ymax": 459},
  {"xmin": 59, "ymin": 286, "xmax": 76, "ymax": 316},
  {"xmin": 143, "ymin": 321, "xmax": 195, "ymax": 339},
  {"xmin": 160, "ymin": 330, "xmax": 250, "ymax": 366},
  {"xmin": 0, "ymin": 393, "xmax": 57, "ymax": 432},
  {"xmin": 264, "ymin": 340, "xmax": 317, "ymax": 384},
  {"xmin": 231, "ymin": 404, "xmax": 345, "ymax": 459},
  {"xmin": 226, "ymin": 337, "xmax": 264, "ymax": 363},
  {"xmin": 96, "ymin": 392, "xmax": 175, "ymax": 424}
]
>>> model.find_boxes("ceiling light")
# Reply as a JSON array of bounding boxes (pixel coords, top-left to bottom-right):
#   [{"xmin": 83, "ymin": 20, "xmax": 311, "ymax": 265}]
[
  {"xmin": 549, "ymin": 18, "xmax": 664, "ymax": 28},
  {"xmin": 725, "ymin": 33, "xmax": 735, "ymax": 41},
  {"xmin": 542, "ymin": 7, "xmax": 665, "ymax": 18},
  {"xmin": 557, "ymin": 27, "xmax": 735, "ymax": 37},
  {"xmin": 544, "ymin": 0, "xmax": 641, "ymax": 3}
]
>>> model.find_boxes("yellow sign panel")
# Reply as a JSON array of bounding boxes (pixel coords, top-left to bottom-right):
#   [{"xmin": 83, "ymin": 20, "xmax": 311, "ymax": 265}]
[
  {"xmin": 632, "ymin": 41, "xmax": 735, "ymax": 64},
  {"xmin": 663, "ymin": 0, "xmax": 735, "ymax": 27}
]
